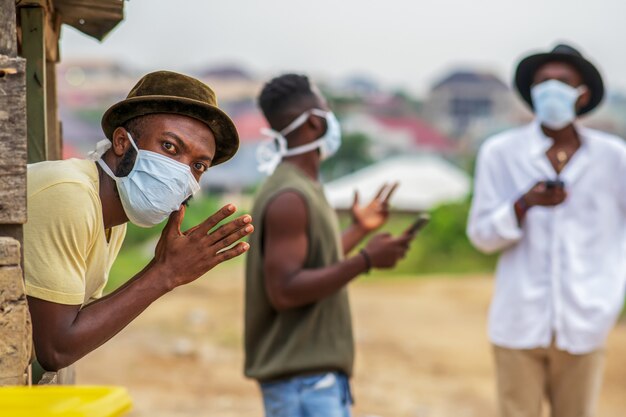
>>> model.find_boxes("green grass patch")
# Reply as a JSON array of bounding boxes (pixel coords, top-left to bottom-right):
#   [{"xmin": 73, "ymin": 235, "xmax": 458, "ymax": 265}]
[{"xmin": 106, "ymin": 196, "xmax": 496, "ymax": 295}]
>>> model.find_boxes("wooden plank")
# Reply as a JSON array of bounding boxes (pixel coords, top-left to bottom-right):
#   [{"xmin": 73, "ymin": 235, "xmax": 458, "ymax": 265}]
[
  {"xmin": 44, "ymin": 9, "xmax": 61, "ymax": 63},
  {"xmin": 0, "ymin": 0, "xmax": 17, "ymax": 56},
  {"xmin": 45, "ymin": 61, "xmax": 61, "ymax": 160},
  {"xmin": 0, "ymin": 55, "xmax": 27, "ymax": 224},
  {"xmin": 20, "ymin": 6, "xmax": 48, "ymax": 163},
  {"xmin": 53, "ymin": 0, "xmax": 124, "ymax": 41},
  {"xmin": 1, "ymin": 1, "xmax": 31, "ymax": 387}
]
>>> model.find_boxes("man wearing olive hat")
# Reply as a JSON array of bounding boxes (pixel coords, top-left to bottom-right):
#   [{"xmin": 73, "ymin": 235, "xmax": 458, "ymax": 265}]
[
  {"xmin": 24, "ymin": 71, "xmax": 254, "ymax": 383},
  {"xmin": 467, "ymin": 44, "xmax": 626, "ymax": 417}
]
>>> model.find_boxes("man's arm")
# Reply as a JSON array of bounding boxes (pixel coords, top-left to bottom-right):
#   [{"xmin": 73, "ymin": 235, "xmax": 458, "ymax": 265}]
[
  {"xmin": 466, "ymin": 144, "xmax": 526, "ymax": 254},
  {"xmin": 263, "ymin": 191, "xmax": 409, "ymax": 312},
  {"xmin": 467, "ymin": 146, "xmax": 566, "ymax": 254},
  {"xmin": 29, "ymin": 204, "xmax": 253, "ymax": 371}
]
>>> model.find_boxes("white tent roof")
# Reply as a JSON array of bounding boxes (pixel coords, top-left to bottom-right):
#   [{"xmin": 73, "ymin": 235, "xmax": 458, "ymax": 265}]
[{"xmin": 324, "ymin": 154, "xmax": 471, "ymax": 212}]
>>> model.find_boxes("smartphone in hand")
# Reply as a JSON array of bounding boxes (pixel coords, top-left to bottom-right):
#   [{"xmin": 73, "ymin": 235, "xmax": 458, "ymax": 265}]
[
  {"xmin": 545, "ymin": 179, "xmax": 565, "ymax": 190},
  {"xmin": 405, "ymin": 214, "xmax": 430, "ymax": 237}
]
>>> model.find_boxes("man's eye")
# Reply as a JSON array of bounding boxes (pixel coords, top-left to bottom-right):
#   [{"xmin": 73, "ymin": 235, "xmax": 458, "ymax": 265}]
[
  {"xmin": 163, "ymin": 142, "xmax": 176, "ymax": 153},
  {"xmin": 194, "ymin": 162, "xmax": 207, "ymax": 172}
]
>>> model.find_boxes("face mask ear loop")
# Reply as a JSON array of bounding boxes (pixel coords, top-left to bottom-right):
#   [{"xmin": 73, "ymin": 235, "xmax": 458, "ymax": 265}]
[
  {"xmin": 96, "ymin": 158, "xmax": 119, "ymax": 181},
  {"xmin": 276, "ymin": 134, "xmax": 288, "ymax": 154},
  {"xmin": 283, "ymin": 139, "xmax": 324, "ymax": 157},
  {"xmin": 280, "ymin": 110, "xmax": 312, "ymax": 136},
  {"xmin": 126, "ymin": 131, "xmax": 140, "ymax": 152},
  {"xmin": 96, "ymin": 130, "xmax": 140, "ymax": 181}
]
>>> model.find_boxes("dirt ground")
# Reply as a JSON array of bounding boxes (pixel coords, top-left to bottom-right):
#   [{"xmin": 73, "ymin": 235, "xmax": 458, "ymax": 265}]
[{"xmin": 77, "ymin": 266, "xmax": 626, "ymax": 417}]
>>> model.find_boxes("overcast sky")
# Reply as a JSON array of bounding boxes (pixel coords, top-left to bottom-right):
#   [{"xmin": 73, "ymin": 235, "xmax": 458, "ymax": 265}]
[{"xmin": 60, "ymin": 0, "xmax": 626, "ymax": 96}]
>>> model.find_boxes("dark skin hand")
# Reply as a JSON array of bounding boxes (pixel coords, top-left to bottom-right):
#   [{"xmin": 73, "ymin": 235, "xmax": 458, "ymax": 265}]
[
  {"xmin": 515, "ymin": 61, "xmax": 592, "ymax": 225},
  {"xmin": 261, "ymin": 85, "xmax": 410, "ymax": 312},
  {"xmin": 28, "ymin": 114, "xmax": 254, "ymax": 371},
  {"xmin": 342, "ymin": 182, "xmax": 399, "ymax": 254}
]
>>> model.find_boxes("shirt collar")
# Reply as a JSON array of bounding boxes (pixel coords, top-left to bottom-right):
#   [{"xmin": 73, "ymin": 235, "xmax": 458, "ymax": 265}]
[{"xmin": 529, "ymin": 118, "xmax": 590, "ymax": 157}]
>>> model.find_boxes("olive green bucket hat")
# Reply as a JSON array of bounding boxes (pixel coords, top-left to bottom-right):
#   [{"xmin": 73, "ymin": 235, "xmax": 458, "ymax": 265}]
[{"xmin": 101, "ymin": 70, "xmax": 239, "ymax": 165}]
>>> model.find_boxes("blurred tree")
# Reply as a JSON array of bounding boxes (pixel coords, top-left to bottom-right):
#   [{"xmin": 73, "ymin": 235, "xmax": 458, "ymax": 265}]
[{"xmin": 321, "ymin": 132, "xmax": 373, "ymax": 181}]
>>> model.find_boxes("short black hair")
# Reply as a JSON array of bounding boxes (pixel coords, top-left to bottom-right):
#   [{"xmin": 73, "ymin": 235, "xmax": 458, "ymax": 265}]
[
  {"xmin": 122, "ymin": 115, "xmax": 148, "ymax": 141},
  {"xmin": 258, "ymin": 74, "xmax": 319, "ymax": 129}
]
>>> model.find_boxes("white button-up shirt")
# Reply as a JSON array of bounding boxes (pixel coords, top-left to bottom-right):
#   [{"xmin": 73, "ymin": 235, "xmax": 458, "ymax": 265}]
[{"xmin": 467, "ymin": 121, "xmax": 626, "ymax": 354}]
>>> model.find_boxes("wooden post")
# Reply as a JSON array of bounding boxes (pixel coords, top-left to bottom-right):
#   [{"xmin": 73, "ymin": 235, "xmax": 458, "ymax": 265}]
[
  {"xmin": 45, "ymin": 10, "xmax": 61, "ymax": 160},
  {"xmin": 0, "ymin": 0, "xmax": 32, "ymax": 386},
  {"xmin": 46, "ymin": 60, "xmax": 62, "ymax": 160},
  {"xmin": 20, "ymin": 6, "xmax": 48, "ymax": 163}
]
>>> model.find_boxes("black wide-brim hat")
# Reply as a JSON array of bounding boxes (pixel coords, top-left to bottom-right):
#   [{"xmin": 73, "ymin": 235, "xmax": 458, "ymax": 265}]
[
  {"xmin": 102, "ymin": 71, "xmax": 239, "ymax": 165},
  {"xmin": 515, "ymin": 44, "xmax": 604, "ymax": 115}
]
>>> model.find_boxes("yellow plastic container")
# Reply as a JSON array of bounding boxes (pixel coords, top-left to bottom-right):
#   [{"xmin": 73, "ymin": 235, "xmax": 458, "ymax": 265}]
[{"xmin": 0, "ymin": 386, "xmax": 132, "ymax": 417}]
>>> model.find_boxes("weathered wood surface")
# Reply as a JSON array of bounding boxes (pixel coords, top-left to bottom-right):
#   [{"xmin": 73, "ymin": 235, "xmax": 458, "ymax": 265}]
[
  {"xmin": 20, "ymin": 6, "xmax": 48, "ymax": 163},
  {"xmin": 53, "ymin": 0, "xmax": 124, "ymax": 41},
  {"xmin": 0, "ymin": 54, "xmax": 27, "ymax": 224},
  {"xmin": 45, "ymin": 60, "xmax": 61, "ymax": 159},
  {"xmin": 1, "ymin": 0, "xmax": 31, "ymax": 386},
  {"xmin": 0, "ymin": 0, "xmax": 17, "ymax": 56},
  {"xmin": 0, "ymin": 237, "xmax": 31, "ymax": 386}
]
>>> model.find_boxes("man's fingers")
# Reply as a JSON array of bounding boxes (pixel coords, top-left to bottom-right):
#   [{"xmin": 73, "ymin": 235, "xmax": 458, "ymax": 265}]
[
  {"xmin": 194, "ymin": 204, "xmax": 237, "ymax": 236},
  {"xmin": 183, "ymin": 224, "xmax": 200, "ymax": 236},
  {"xmin": 529, "ymin": 182, "xmax": 543, "ymax": 194},
  {"xmin": 204, "ymin": 214, "xmax": 252, "ymax": 246},
  {"xmin": 212, "ymin": 224, "xmax": 255, "ymax": 251},
  {"xmin": 374, "ymin": 183, "xmax": 389, "ymax": 200},
  {"xmin": 164, "ymin": 205, "xmax": 186, "ymax": 237},
  {"xmin": 382, "ymin": 182, "xmax": 400, "ymax": 204},
  {"xmin": 395, "ymin": 233, "xmax": 413, "ymax": 244},
  {"xmin": 212, "ymin": 242, "xmax": 250, "ymax": 265},
  {"xmin": 352, "ymin": 191, "xmax": 359, "ymax": 209}
]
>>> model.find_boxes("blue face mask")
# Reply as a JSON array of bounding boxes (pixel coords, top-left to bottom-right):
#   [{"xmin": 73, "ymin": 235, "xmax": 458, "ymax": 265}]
[
  {"xmin": 95, "ymin": 133, "xmax": 200, "ymax": 228},
  {"xmin": 256, "ymin": 109, "xmax": 342, "ymax": 175},
  {"xmin": 531, "ymin": 79, "xmax": 587, "ymax": 130}
]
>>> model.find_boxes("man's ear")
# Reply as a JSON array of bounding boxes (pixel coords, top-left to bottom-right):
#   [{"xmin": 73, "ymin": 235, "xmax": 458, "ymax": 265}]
[
  {"xmin": 306, "ymin": 114, "xmax": 325, "ymax": 137},
  {"xmin": 576, "ymin": 86, "xmax": 591, "ymax": 112},
  {"xmin": 111, "ymin": 127, "xmax": 131, "ymax": 157}
]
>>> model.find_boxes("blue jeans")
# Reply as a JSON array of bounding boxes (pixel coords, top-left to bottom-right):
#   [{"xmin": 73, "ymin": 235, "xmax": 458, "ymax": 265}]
[{"xmin": 260, "ymin": 372, "xmax": 353, "ymax": 417}]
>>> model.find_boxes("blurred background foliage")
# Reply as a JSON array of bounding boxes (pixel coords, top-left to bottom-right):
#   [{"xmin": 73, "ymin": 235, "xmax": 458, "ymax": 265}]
[{"xmin": 106, "ymin": 193, "xmax": 496, "ymax": 293}]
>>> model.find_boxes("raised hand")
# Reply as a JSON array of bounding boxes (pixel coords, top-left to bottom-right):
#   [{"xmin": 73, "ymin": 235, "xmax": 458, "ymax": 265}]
[
  {"xmin": 153, "ymin": 204, "xmax": 254, "ymax": 289},
  {"xmin": 351, "ymin": 182, "xmax": 399, "ymax": 233}
]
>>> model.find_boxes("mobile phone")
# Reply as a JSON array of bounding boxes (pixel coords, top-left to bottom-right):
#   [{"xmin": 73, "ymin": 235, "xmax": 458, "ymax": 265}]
[
  {"xmin": 406, "ymin": 214, "xmax": 430, "ymax": 236},
  {"xmin": 545, "ymin": 179, "xmax": 565, "ymax": 190}
]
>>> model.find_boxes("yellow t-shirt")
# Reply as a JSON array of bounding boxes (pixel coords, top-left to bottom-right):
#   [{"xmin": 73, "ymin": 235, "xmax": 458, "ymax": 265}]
[{"xmin": 24, "ymin": 158, "xmax": 127, "ymax": 306}]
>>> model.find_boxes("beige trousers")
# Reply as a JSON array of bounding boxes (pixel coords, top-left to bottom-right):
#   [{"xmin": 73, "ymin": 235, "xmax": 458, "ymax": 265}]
[{"xmin": 493, "ymin": 343, "xmax": 605, "ymax": 417}]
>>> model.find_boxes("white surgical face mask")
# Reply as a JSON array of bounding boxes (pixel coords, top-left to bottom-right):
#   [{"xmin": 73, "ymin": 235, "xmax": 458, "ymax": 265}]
[
  {"xmin": 256, "ymin": 109, "xmax": 342, "ymax": 175},
  {"xmin": 531, "ymin": 79, "xmax": 586, "ymax": 130},
  {"xmin": 93, "ymin": 132, "xmax": 201, "ymax": 228}
]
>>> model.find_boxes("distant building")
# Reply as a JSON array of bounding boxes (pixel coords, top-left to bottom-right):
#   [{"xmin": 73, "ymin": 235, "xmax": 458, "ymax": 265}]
[
  {"xmin": 324, "ymin": 154, "xmax": 471, "ymax": 212},
  {"xmin": 57, "ymin": 60, "xmax": 137, "ymax": 108},
  {"xmin": 200, "ymin": 110, "xmax": 268, "ymax": 192},
  {"xmin": 342, "ymin": 113, "xmax": 455, "ymax": 157},
  {"xmin": 196, "ymin": 64, "xmax": 254, "ymax": 81},
  {"xmin": 422, "ymin": 69, "xmax": 530, "ymax": 146}
]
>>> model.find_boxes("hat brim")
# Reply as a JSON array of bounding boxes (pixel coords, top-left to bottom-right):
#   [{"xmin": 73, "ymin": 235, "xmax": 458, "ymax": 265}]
[
  {"xmin": 101, "ymin": 96, "xmax": 239, "ymax": 166},
  {"xmin": 515, "ymin": 52, "xmax": 604, "ymax": 115}
]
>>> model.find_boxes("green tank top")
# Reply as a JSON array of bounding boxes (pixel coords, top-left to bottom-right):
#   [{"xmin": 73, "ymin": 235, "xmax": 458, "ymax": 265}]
[{"xmin": 244, "ymin": 162, "xmax": 354, "ymax": 381}]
